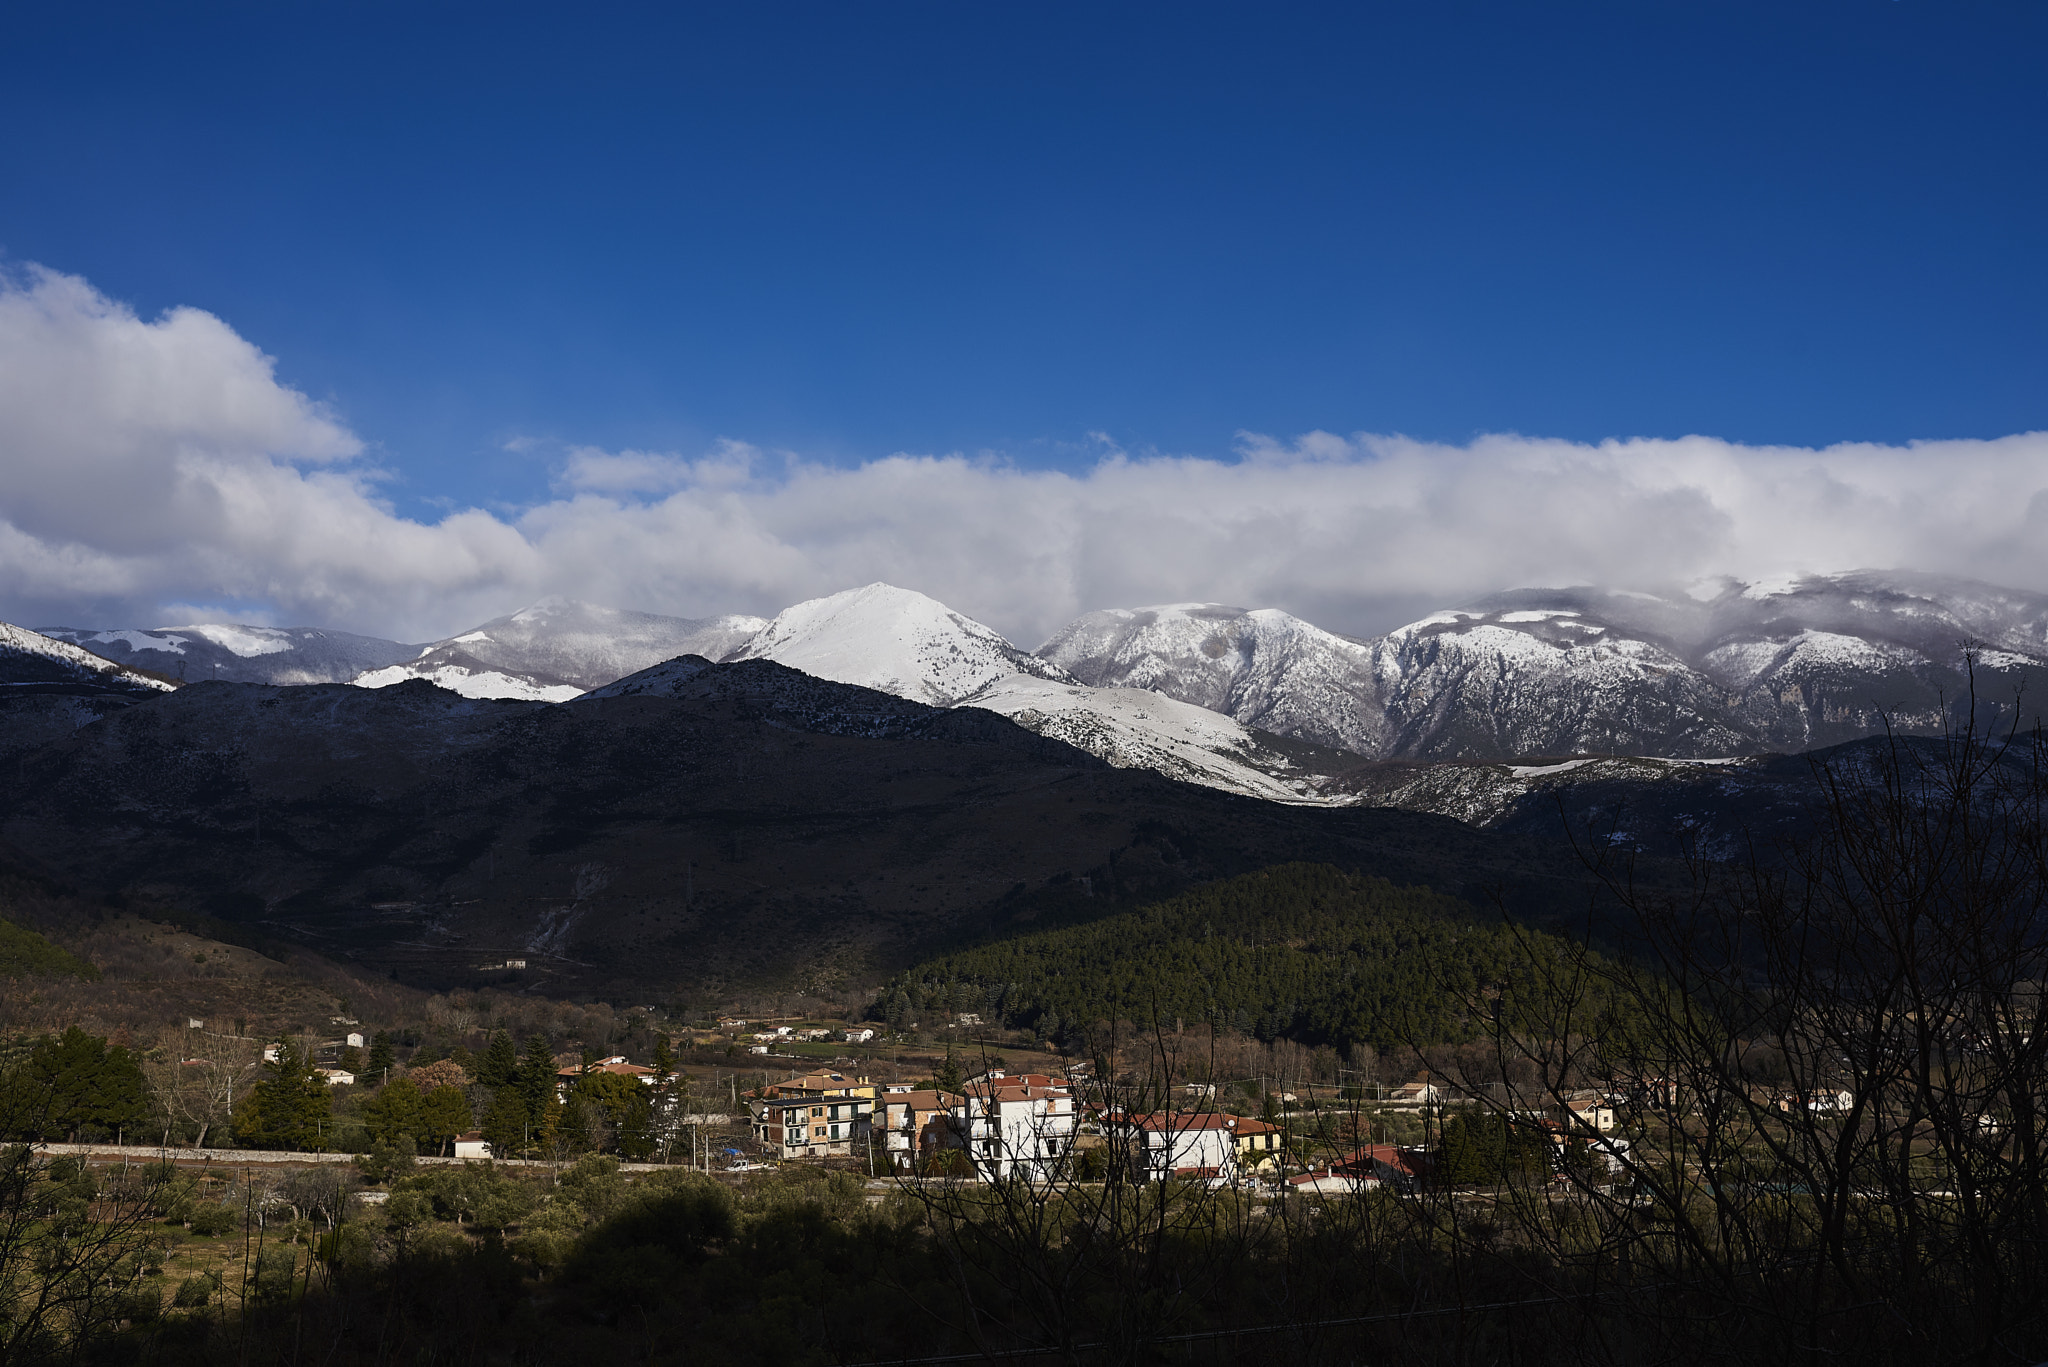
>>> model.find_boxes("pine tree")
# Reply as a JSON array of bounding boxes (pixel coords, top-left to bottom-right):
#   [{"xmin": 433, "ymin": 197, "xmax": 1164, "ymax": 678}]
[
  {"xmin": 937, "ymin": 1048, "xmax": 963, "ymax": 1096},
  {"xmin": 478, "ymin": 1031, "xmax": 519, "ymax": 1089},
  {"xmin": 480, "ymin": 1087, "xmax": 529, "ymax": 1156},
  {"xmin": 516, "ymin": 1033, "xmax": 558, "ymax": 1129},
  {"xmin": 362, "ymin": 1076, "xmax": 426, "ymax": 1146},
  {"xmin": 367, "ymin": 1032, "xmax": 395, "ymax": 1079},
  {"xmin": 236, "ymin": 1040, "xmax": 332, "ymax": 1151},
  {"xmin": 419, "ymin": 1085, "xmax": 473, "ymax": 1156},
  {"xmin": 12, "ymin": 1027, "xmax": 150, "ymax": 1143}
]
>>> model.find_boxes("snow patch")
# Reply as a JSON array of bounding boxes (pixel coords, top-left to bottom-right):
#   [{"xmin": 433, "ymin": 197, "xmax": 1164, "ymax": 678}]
[
  {"xmin": 170, "ymin": 624, "xmax": 295, "ymax": 657},
  {"xmin": 353, "ymin": 664, "xmax": 582, "ymax": 703},
  {"xmin": 1507, "ymin": 759, "xmax": 1595, "ymax": 778},
  {"xmin": 85, "ymin": 629, "xmax": 188, "ymax": 654}
]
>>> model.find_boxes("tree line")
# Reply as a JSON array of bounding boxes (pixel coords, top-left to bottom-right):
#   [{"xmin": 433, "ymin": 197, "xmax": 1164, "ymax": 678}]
[{"xmin": 2, "ymin": 1024, "xmax": 689, "ymax": 1162}]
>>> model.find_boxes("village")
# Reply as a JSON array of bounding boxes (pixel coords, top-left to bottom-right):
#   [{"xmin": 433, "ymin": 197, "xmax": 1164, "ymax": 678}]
[{"xmin": 471, "ymin": 1011, "xmax": 1677, "ymax": 1196}]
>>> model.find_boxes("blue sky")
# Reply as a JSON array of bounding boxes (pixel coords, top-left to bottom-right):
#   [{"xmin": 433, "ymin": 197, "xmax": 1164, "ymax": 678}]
[
  {"xmin": 1, "ymin": 3, "xmax": 2046, "ymax": 640},
  {"xmin": 6, "ymin": 3, "xmax": 2043, "ymax": 512}
]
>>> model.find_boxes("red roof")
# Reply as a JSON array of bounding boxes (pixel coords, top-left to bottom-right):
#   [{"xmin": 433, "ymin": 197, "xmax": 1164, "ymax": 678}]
[{"xmin": 1335, "ymin": 1144, "xmax": 1431, "ymax": 1178}]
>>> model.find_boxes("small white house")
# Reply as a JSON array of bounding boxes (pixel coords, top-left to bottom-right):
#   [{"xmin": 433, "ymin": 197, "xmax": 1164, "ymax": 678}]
[
  {"xmin": 1102, "ymin": 1112, "xmax": 1238, "ymax": 1183},
  {"xmin": 345, "ymin": 1032, "xmax": 366, "ymax": 1050},
  {"xmin": 315, "ymin": 1068, "xmax": 355, "ymax": 1087},
  {"xmin": 748, "ymin": 1044, "xmax": 770, "ymax": 1055},
  {"xmin": 843, "ymin": 1027, "xmax": 876, "ymax": 1043},
  {"xmin": 453, "ymin": 1132, "xmax": 491, "ymax": 1159}
]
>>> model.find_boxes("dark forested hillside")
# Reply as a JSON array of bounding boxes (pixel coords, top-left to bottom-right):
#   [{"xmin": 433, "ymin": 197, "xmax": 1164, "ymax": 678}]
[
  {"xmin": 878, "ymin": 863, "xmax": 1624, "ymax": 1051},
  {"xmin": 0, "ymin": 664, "xmax": 1615, "ymax": 998}
]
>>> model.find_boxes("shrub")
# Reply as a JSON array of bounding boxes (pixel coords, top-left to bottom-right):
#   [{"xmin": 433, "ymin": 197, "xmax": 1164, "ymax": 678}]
[
  {"xmin": 187, "ymin": 1202, "xmax": 238, "ymax": 1236},
  {"xmin": 251, "ymin": 1246, "xmax": 298, "ymax": 1303},
  {"xmin": 118, "ymin": 1284, "xmax": 163, "ymax": 1324},
  {"xmin": 172, "ymin": 1276, "xmax": 212, "ymax": 1308}
]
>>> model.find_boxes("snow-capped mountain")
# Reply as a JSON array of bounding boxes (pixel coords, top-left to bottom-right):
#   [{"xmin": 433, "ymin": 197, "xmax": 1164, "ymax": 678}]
[
  {"xmin": 728, "ymin": 583, "xmax": 1075, "ymax": 706},
  {"xmin": 1038, "ymin": 604, "xmax": 1386, "ymax": 754},
  {"xmin": 36, "ymin": 623, "xmax": 419, "ymax": 685},
  {"xmin": 352, "ymin": 598, "xmax": 767, "ymax": 702},
  {"xmin": 1041, "ymin": 572, "xmax": 2048, "ymax": 762},
  {"xmin": 721, "ymin": 585, "xmax": 1331, "ymax": 800},
  {"xmin": 1, "ymin": 621, "xmax": 179, "ymax": 695}
]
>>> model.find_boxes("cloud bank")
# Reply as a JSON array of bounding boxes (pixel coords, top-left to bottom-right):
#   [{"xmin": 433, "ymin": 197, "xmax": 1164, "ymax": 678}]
[{"xmin": 4, "ymin": 264, "xmax": 2047, "ymax": 647}]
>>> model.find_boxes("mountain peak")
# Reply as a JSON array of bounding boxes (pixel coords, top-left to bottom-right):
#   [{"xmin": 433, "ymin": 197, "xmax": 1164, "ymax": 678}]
[{"xmin": 731, "ymin": 583, "xmax": 1075, "ymax": 707}]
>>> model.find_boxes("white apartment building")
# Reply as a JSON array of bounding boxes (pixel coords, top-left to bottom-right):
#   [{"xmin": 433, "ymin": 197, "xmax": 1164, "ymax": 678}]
[{"xmin": 954, "ymin": 1072, "xmax": 1077, "ymax": 1181}]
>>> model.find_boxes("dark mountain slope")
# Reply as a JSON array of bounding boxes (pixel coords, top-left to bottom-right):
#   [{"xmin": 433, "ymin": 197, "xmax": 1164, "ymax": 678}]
[{"xmin": 0, "ymin": 659, "xmax": 1610, "ymax": 998}]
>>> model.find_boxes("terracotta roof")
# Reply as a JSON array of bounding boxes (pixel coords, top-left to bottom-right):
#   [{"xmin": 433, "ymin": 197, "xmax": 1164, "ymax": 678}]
[
  {"xmin": 558, "ymin": 1060, "xmax": 655, "ymax": 1079},
  {"xmin": 884, "ymin": 1090, "xmax": 961, "ymax": 1110}
]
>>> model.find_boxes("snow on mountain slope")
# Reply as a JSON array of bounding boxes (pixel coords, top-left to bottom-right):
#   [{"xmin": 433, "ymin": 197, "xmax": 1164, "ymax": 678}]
[
  {"xmin": 37, "ymin": 623, "xmax": 419, "ymax": 685},
  {"xmin": 1369, "ymin": 610, "xmax": 1756, "ymax": 760},
  {"xmin": 1, "ymin": 622, "xmax": 178, "ymax": 694},
  {"xmin": 731, "ymin": 583, "xmax": 1076, "ymax": 706},
  {"xmin": 350, "ymin": 598, "xmax": 768, "ymax": 698},
  {"xmin": 1044, "ymin": 572, "xmax": 2048, "ymax": 764},
  {"xmin": 1037, "ymin": 604, "xmax": 1385, "ymax": 753},
  {"xmin": 961, "ymin": 675, "xmax": 1321, "ymax": 802},
  {"xmin": 353, "ymin": 654, "xmax": 585, "ymax": 703}
]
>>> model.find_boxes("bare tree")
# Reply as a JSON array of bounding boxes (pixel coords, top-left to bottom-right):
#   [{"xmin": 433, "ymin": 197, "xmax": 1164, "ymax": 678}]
[
  {"xmin": 142, "ymin": 1026, "xmax": 260, "ymax": 1148},
  {"xmin": 1436, "ymin": 698, "xmax": 2048, "ymax": 1364}
]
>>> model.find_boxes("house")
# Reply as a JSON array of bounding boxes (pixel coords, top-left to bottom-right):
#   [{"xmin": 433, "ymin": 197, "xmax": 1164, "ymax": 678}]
[
  {"xmin": 453, "ymin": 1132, "xmax": 491, "ymax": 1159},
  {"xmin": 1387, "ymin": 1081, "xmax": 1444, "ymax": 1108},
  {"xmin": 953, "ymin": 1013, "xmax": 982, "ymax": 1027},
  {"xmin": 1775, "ymin": 1089, "xmax": 1854, "ymax": 1114},
  {"xmin": 1230, "ymin": 1117, "xmax": 1285, "ymax": 1171},
  {"xmin": 954, "ymin": 1072, "xmax": 1078, "ymax": 1181},
  {"xmin": 186, "ymin": 1018, "xmax": 204, "ymax": 1030},
  {"xmin": 1334, "ymin": 1144, "xmax": 1432, "ymax": 1190},
  {"xmin": 315, "ymin": 1068, "xmax": 356, "ymax": 1087},
  {"xmin": 878, "ymin": 1087, "xmax": 968, "ymax": 1173},
  {"xmin": 748, "ymin": 1044, "xmax": 769, "ymax": 1055},
  {"xmin": 1288, "ymin": 1167, "xmax": 1376, "ymax": 1195},
  {"xmin": 1099, "ymin": 1111, "xmax": 1238, "ymax": 1183},
  {"xmin": 554, "ymin": 1056, "xmax": 658, "ymax": 1100},
  {"xmin": 843, "ymin": 1027, "xmax": 876, "ymax": 1043},
  {"xmin": 345, "ymin": 1032, "xmax": 366, "ymax": 1050},
  {"xmin": 718, "ymin": 1017, "xmax": 748, "ymax": 1029},
  {"xmin": 1565, "ymin": 1093, "xmax": 1616, "ymax": 1131},
  {"xmin": 749, "ymin": 1071, "xmax": 880, "ymax": 1160},
  {"xmin": 1183, "ymin": 1082, "xmax": 1217, "ymax": 1100}
]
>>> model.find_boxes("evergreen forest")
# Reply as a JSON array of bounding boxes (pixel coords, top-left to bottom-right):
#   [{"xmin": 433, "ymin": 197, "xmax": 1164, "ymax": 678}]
[{"xmin": 874, "ymin": 863, "xmax": 1626, "ymax": 1051}]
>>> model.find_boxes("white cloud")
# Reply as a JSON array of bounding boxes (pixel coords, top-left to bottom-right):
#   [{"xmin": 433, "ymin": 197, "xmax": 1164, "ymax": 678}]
[{"xmin": 4, "ymin": 264, "xmax": 2048, "ymax": 646}]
